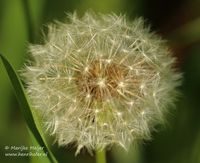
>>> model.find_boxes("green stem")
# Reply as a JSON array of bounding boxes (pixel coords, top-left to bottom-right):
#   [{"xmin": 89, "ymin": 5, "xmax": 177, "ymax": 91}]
[{"xmin": 96, "ymin": 149, "xmax": 107, "ymax": 163}]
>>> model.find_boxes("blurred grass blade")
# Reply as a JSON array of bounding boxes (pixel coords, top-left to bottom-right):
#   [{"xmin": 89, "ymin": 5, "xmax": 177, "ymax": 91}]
[
  {"xmin": 22, "ymin": 0, "xmax": 35, "ymax": 43},
  {"xmin": 168, "ymin": 18, "xmax": 200, "ymax": 45},
  {"xmin": 0, "ymin": 53, "xmax": 57, "ymax": 163}
]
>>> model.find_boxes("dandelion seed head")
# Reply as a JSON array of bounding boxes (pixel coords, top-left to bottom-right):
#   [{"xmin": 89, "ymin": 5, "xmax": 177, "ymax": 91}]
[{"xmin": 21, "ymin": 12, "xmax": 181, "ymax": 154}]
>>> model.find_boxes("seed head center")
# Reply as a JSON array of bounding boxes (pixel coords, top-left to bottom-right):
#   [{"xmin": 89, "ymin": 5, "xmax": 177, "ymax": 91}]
[{"xmin": 76, "ymin": 60, "xmax": 127, "ymax": 102}]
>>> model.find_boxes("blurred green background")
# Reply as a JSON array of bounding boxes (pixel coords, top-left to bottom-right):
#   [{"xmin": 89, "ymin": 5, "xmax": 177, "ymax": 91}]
[{"xmin": 0, "ymin": 0, "xmax": 200, "ymax": 163}]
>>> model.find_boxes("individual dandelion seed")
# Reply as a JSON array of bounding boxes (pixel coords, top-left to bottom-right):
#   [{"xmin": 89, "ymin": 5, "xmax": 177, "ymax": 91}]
[{"xmin": 21, "ymin": 12, "xmax": 181, "ymax": 155}]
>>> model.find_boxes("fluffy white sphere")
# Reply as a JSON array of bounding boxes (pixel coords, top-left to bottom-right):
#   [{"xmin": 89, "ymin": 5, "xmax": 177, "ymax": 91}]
[{"xmin": 22, "ymin": 12, "xmax": 181, "ymax": 154}]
